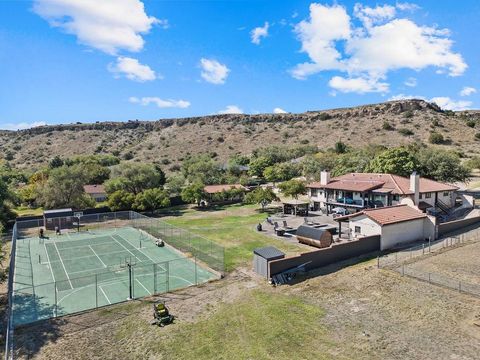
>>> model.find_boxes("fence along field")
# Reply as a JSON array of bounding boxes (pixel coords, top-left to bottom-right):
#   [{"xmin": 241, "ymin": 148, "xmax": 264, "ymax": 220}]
[
  {"xmin": 378, "ymin": 227, "xmax": 480, "ymax": 297},
  {"xmin": 4, "ymin": 211, "xmax": 224, "ymax": 360}
]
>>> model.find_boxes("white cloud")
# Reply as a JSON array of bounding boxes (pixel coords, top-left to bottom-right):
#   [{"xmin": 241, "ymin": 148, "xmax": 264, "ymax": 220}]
[
  {"xmin": 292, "ymin": 4, "xmax": 351, "ymax": 80},
  {"xmin": 200, "ymin": 58, "xmax": 230, "ymax": 84},
  {"xmin": 404, "ymin": 77, "xmax": 417, "ymax": 87},
  {"xmin": 354, "ymin": 4, "xmax": 396, "ymax": 28},
  {"xmin": 292, "ymin": 4, "xmax": 467, "ymax": 92},
  {"xmin": 218, "ymin": 105, "xmax": 243, "ymax": 114},
  {"xmin": 129, "ymin": 96, "xmax": 190, "ymax": 108},
  {"xmin": 108, "ymin": 57, "xmax": 157, "ymax": 82},
  {"xmin": 2, "ymin": 121, "xmax": 47, "ymax": 131},
  {"xmin": 389, "ymin": 94, "xmax": 472, "ymax": 111},
  {"xmin": 329, "ymin": 76, "xmax": 389, "ymax": 93},
  {"xmin": 251, "ymin": 22, "xmax": 269, "ymax": 45},
  {"xmin": 33, "ymin": 0, "xmax": 159, "ymax": 55},
  {"xmin": 430, "ymin": 97, "xmax": 472, "ymax": 111},
  {"xmin": 460, "ymin": 86, "xmax": 477, "ymax": 97},
  {"xmin": 273, "ymin": 107, "xmax": 287, "ymax": 114},
  {"xmin": 396, "ymin": 2, "xmax": 421, "ymax": 12}
]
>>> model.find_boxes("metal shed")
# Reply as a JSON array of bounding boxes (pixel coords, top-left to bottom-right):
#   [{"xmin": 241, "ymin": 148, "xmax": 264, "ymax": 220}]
[
  {"xmin": 43, "ymin": 208, "xmax": 74, "ymax": 230},
  {"xmin": 296, "ymin": 225, "xmax": 333, "ymax": 249},
  {"xmin": 253, "ymin": 246, "xmax": 285, "ymax": 278}
]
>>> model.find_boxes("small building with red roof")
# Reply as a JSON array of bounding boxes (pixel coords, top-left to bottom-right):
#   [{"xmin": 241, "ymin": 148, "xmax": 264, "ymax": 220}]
[{"xmin": 334, "ymin": 204, "xmax": 436, "ymax": 250}]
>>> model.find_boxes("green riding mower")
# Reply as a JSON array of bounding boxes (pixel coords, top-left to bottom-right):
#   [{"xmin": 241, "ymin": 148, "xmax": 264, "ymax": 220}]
[{"xmin": 151, "ymin": 301, "xmax": 174, "ymax": 327}]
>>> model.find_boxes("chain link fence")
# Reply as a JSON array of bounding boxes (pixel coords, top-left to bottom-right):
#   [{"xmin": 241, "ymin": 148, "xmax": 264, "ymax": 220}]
[{"xmin": 378, "ymin": 228, "xmax": 480, "ymax": 298}]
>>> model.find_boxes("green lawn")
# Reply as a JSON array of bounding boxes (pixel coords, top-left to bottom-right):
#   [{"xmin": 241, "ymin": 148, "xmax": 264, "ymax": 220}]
[
  {"xmin": 163, "ymin": 204, "xmax": 304, "ymax": 271},
  {"xmin": 13, "ymin": 206, "xmax": 43, "ymax": 217},
  {"xmin": 114, "ymin": 290, "xmax": 340, "ymax": 360}
]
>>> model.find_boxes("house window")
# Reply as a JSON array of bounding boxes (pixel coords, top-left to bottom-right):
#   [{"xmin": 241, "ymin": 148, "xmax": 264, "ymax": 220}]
[
  {"xmin": 425, "ymin": 193, "xmax": 432, "ymax": 199},
  {"xmin": 419, "ymin": 193, "xmax": 423, "ymax": 199},
  {"xmin": 355, "ymin": 226, "xmax": 361, "ymax": 234},
  {"xmin": 311, "ymin": 189, "xmax": 318, "ymax": 197},
  {"xmin": 443, "ymin": 191, "xmax": 449, "ymax": 197},
  {"xmin": 392, "ymin": 195, "xmax": 399, "ymax": 201}
]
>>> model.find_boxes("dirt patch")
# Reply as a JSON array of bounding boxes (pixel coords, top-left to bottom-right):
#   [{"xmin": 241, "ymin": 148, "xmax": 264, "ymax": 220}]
[{"xmin": 407, "ymin": 241, "xmax": 480, "ymax": 285}]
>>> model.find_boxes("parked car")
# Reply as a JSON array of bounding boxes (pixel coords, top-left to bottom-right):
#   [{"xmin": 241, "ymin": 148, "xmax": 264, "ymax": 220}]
[{"xmin": 331, "ymin": 207, "xmax": 349, "ymax": 217}]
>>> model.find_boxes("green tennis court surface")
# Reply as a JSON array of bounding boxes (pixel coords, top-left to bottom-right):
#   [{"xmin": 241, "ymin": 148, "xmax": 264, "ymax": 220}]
[{"xmin": 12, "ymin": 226, "xmax": 217, "ymax": 325}]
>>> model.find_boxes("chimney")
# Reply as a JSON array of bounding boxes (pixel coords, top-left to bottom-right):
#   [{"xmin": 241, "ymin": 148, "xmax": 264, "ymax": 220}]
[
  {"xmin": 410, "ymin": 171, "xmax": 420, "ymax": 205},
  {"xmin": 320, "ymin": 171, "xmax": 331, "ymax": 186}
]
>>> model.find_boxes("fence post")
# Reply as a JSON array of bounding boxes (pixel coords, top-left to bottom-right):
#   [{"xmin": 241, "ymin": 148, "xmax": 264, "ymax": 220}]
[
  {"xmin": 422, "ymin": 243, "xmax": 425, "ymax": 255},
  {"xmin": 459, "ymin": 282, "xmax": 462, "ymax": 293},
  {"xmin": 402, "ymin": 264, "xmax": 404, "ymax": 276},
  {"xmin": 395, "ymin": 252, "xmax": 398, "ymax": 263},
  {"xmin": 166, "ymin": 261, "xmax": 170, "ymax": 293},
  {"xmin": 428, "ymin": 273, "xmax": 431, "ymax": 283},
  {"xmin": 195, "ymin": 256, "xmax": 198, "ymax": 285},
  {"xmin": 429, "ymin": 237, "xmax": 431, "ymax": 253},
  {"xmin": 153, "ymin": 264, "xmax": 157, "ymax": 294},
  {"xmin": 95, "ymin": 274, "xmax": 98, "ymax": 308},
  {"xmin": 377, "ymin": 256, "xmax": 380, "ymax": 268},
  {"xmin": 54, "ymin": 282, "xmax": 58, "ymax": 317}
]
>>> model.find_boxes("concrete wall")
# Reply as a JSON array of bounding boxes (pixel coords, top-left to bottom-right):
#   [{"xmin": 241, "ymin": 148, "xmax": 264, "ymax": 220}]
[
  {"xmin": 268, "ymin": 235, "xmax": 380, "ymax": 277},
  {"xmin": 438, "ymin": 215, "xmax": 480, "ymax": 236},
  {"xmin": 380, "ymin": 218, "xmax": 426, "ymax": 250}
]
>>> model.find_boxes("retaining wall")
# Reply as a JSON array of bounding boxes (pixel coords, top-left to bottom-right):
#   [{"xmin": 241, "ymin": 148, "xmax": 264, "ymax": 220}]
[
  {"xmin": 438, "ymin": 215, "xmax": 480, "ymax": 236},
  {"xmin": 268, "ymin": 235, "xmax": 380, "ymax": 277}
]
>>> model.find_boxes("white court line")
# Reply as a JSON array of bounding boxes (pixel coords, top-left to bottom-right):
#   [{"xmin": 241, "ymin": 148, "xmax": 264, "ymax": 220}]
[
  {"xmin": 43, "ymin": 242, "xmax": 56, "ymax": 283},
  {"xmin": 53, "ymin": 241, "xmax": 73, "ymax": 290},
  {"xmin": 68, "ymin": 266, "xmax": 107, "ymax": 275},
  {"xmin": 116, "ymin": 233, "xmax": 157, "ymax": 264},
  {"xmin": 135, "ymin": 278, "xmax": 151, "ymax": 295},
  {"xmin": 99, "ymin": 286, "xmax": 111, "ymax": 304},
  {"xmin": 112, "ymin": 235, "xmax": 139, "ymax": 261},
  {"xmin": 89, "ymin": 245, "xmax": 107, "ymax": 268}
]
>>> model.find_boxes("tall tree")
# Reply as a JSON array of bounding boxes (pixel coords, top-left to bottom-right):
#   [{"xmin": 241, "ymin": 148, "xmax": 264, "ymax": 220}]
[
  {"xmin": 134, "ymin": 188, "xmax": 170, "ymax": 213},
  {"xmin": 417, "ymin": 148, "xmax": 470, "ymax": 183},
  {"xmin": 181, "ymin": 183, "xmax": 206, "ymax": 206},
  {"xmin": 366, "ymin": 147, "xmax": 419, "ymax": 177},
  {"xmin": 244, "ymin": 187, "xmax": 279, "ymax": 211},
  {"xmin": 278, "ymin": 180, "xmax": 306, "ymax": 200},
  {"xmin": 107, "ymin": 190, "xmax": 135, "ymax": 211},
  {"xmin": 105, "ymin": 163, "xmax": 165, "ymax": 195}
]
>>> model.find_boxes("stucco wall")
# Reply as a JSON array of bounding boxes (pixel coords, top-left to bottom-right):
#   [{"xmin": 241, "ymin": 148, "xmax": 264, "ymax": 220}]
[
  {"xmin": 380, "ymin": 218, "xmax": 426, "ymax": 250},
  {"xmin": 348, "ymin": 215, "xmax": 381, "ymax": 238}
]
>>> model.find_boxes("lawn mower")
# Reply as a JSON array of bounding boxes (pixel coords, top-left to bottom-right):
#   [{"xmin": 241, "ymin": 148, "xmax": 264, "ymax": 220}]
[{"xmin": 151, "ymin": 301, "xmax": 174, "ymax": 327}]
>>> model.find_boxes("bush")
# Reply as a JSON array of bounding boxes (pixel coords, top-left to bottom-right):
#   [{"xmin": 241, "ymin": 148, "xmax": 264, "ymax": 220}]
[
  {"xmin": 123, "ymin": 151, "xmax": 134, "ymax": 160},
  {"xmin": 382, "ymin": 121, "xmax": 394, "ymax": 131},
  {"xmin": 475, "ymin": 133, "xmax": 480, "ymax": 140},
  {"xmin": 429, "ymin": 132, "xmax": 444, "ymax": 144},
  {"xmin": 397, "ymin": 128, "xmax": 414, "ymax": 136},
  {"xmin": 466, "ymin": 119, "xmax": 476, "ymax": 128},
  {"xmin": 403, "ymin": 110, "xmax": 414, "ymax": 119},
  {"xmin": 318, "ymin": 113, "xmax": 332, "ymax": 121}
]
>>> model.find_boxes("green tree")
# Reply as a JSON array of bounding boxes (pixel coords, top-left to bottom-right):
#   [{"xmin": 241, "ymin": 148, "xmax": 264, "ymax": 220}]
[
  {"xmin": 165, "ymin": 174, "xmax": 186, "ymax": 196},
  {"xmin": 417, "ymin": 148, "xmax": 470, "ymax": 182},
  {"xmin": 263, "ymin": 162, "xmax": 300, "ymax": 183},
  {"xmin": 248, "ymin": 156, "xmax": 274, "ymax": 177},
  {"xmin": 366, "ymin": 147, "xmax": 419, "ymax": 177},
  {"xmin": 105, "ymin": 163, "xmax": 165, "ymax": 195},
  {"xmin": 134, "ymin": 188, "xmax": 170, "ymax": 213},
  {"xmin": 334, "ymin": 141, "xmax": 348, "ymax": 154},
  {"xmin": 429, "ymin": 132, "xmax": 444, "ymax": 144},
  {"xmin": 0, "ymin": 178, "xmax": 15, "ymax": 233},
  {"xmin": 244, "ymin": 187, "xmax": 279, "ymax": 211},
  {"xmin": 107, "ymin": 190, "xmax": 135, "ymax": 211},
  {"xmin": 181, "ymin": 155, "xmax": 223, "ymax": 185},
  {"xmin": 181, "ymin": 183, "xmax": 206, "ymax": 206},
  {"xmin": 36, "ymin": 165, "xmax": 95, "ymax": 209},
  {"xmin": 278, "ymin": 180, "xmax": 306, "ymax": 200}
]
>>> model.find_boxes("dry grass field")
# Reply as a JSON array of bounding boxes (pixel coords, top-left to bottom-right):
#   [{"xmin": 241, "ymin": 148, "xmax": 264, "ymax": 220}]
[
  {"xmin": 5, "ymin": 204, "xmax": 480, "ymax": 360},
  {"xmin": 407, "ymin": 240, "xmax": 480, "ymax": 286}
]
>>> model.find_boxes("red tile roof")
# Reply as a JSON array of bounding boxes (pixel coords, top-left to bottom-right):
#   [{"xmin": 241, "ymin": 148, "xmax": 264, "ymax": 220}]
[
  {"xmin": 308, "ymin": 173, "xmax": 457, "ymax": 194},
  {"xmin": 204, "ymin": 184, "xmax": 245, "ymax": 194},
  {"xmin": 83, "ymin": 184, "xmax": 106, "ymax": 194},
  {"xmin": 337, "ymin": 204, "xmax": 427, "ymax": 226}
]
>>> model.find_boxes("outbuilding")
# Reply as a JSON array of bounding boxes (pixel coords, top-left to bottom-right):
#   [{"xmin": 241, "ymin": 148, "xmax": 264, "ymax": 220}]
[
  {"xmin": 253, "ymin": 246, "xmax": 285, "ymax": 278},
  {"xmin": 335, "ymin": 204, "xmax": 436, "ymax": 250},
  {"xmin": 43, "ymin": 208, "xmax": 74, "ymax": 230}
]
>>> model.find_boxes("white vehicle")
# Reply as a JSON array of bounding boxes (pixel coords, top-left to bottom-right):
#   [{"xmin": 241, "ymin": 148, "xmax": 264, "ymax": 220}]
[{"xmin": 331, "ymin": 207, "xmax": 349, "ymax": 217}]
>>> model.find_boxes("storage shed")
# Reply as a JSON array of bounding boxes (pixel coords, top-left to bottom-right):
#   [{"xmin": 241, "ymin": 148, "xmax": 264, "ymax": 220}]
[
  {"xmin": 43, "ymin": 208, "xmax": 74, "ymax": 230},
  {"xmin": 296, "ymin": 225, "xmax": 333, "ymax": 249},
  {"xmin": 253, "ymin": 246, "xmax": 285, "ymax": 278}
]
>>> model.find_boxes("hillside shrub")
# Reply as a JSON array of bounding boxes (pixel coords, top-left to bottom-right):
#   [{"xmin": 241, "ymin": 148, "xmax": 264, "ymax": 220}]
[
  {"xmin": 397, "ymin": 128, "xmax": 414, "ymax": 136},
  {"xmin": 429, "ymin": 132, "xmax": 444, "ymax": 144}
]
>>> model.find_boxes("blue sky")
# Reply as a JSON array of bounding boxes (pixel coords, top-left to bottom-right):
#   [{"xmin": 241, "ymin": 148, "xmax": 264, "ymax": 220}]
[{"xmin": 0, "ymin": 0, "xmax": 479, "ymax": 130}]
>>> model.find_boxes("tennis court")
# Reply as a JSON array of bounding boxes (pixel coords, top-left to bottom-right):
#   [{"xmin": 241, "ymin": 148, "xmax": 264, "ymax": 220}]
[{"xmin": 12, "ymin": 226, "xmax": 218, "ymax": 325}]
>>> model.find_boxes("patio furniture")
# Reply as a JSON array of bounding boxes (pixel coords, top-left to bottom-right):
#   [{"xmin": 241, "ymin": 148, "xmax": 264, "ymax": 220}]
[
  {"xmin": 283, "ymin": 220, "xmax": 292, "ymax": 230},
  {"xmin": 304, "ymin": 217, "xmax": 314, "ymax": 226},
  {"xmin": 275, "ymin": 228, "xmax": 285, "ymax": 236}
]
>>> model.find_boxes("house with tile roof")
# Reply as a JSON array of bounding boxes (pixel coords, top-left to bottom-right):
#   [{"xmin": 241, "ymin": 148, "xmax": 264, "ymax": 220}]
[
  {"xmin": 307, "ymin": 171, "xmax": 458, "ymax": 215},
  {"xmin": 83, "ymin": 184, "xmax": 107, "ymax": 202},
  {"xmin": 334, "ymin": 204, "xmax": 436, "ymax": 250}
]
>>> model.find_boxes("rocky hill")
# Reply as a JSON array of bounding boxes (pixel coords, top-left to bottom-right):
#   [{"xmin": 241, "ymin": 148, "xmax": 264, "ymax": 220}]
[{"xmin": 1, "ymin": 99, "xmax": 479, "ymax": 171}]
